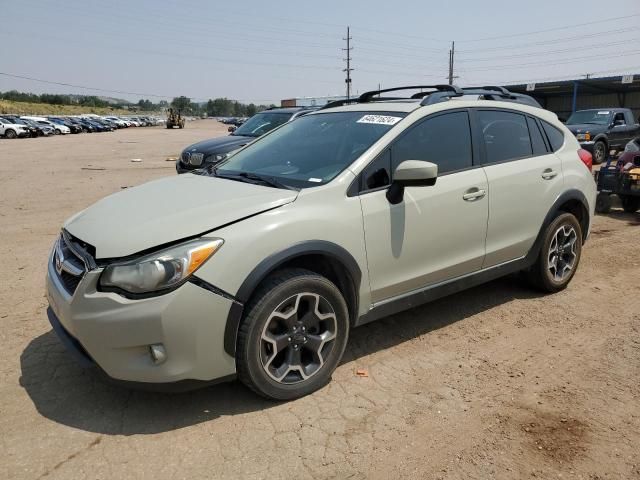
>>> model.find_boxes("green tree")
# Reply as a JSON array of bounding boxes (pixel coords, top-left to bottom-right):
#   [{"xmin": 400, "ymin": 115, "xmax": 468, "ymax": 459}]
[{"xmin": 171, "ymin": 96, "xmax": 191, "ymax": 112}]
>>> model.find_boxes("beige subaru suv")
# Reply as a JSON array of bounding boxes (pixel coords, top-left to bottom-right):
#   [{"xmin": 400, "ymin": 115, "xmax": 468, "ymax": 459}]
[{"xmin": 46, "ymin": 85, "xmax": 596, "ymax": 400}]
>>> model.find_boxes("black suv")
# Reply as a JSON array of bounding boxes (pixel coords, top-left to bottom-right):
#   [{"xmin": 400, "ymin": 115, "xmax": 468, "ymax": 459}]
[
  {"xmin": 176, "ymin": 107, "xmax": 316, "ymax": 173},
  {"xmin": 565, "ymin": 108, "xmax": 640, "ymax": 164}
]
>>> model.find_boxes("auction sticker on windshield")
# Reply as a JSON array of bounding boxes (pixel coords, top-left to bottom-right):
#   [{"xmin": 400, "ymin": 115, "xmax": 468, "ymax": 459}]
[{"xmin": 357, "ymin": 115, "xmax": 403, "ymax": 126}]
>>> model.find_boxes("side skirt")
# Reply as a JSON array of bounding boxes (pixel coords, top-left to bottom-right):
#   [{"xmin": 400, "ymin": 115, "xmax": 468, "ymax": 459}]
[{"xmin": 355, "ymin": 256, "xmax": 532, "ymax": 327}]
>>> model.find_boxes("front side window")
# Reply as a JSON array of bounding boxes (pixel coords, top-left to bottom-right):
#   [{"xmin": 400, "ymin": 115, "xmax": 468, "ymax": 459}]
[
  {"xmin": 216, "ymin": 111, "xmax": 406, "ymax": 188},
  {"xmin": 233, "ymin": 112, "xmax": 292, "ymax": 137},
  {"xmin": 478, "ymin": 110, "xmax": 532, "ymax": 164},
  {"xmin": 391, "ymin": 111, "xmax": 472, "ymax": 174}
]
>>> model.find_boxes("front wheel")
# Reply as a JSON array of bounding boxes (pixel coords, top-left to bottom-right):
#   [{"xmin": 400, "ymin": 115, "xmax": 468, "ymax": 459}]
[
  {"xmin": 592, "ymin": 140, "xmax": 607, "ymax": 164},
  {"xmin": 621, "ymin": 195, "xmax": 640, "ymax": 213},
  {"xmin": 237, "ymin": 269, "xmax": 350, "ymax": 400},
  {"xmin": 525, "ymin": 213, "xmax": 583, "ymax": 293},
  {"xmin": 5, "ymin": 129, "xmax": 17, "ymax": 139}
]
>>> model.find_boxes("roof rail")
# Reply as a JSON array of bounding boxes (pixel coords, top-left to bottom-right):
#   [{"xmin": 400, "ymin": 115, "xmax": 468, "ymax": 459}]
[
  {"xmin": 359, "ymin": 85, "xmax": 462, "ymax": 103},
  {"xmin": 319, "ymin": 84, "xmax": 541, "ymax": 110}
]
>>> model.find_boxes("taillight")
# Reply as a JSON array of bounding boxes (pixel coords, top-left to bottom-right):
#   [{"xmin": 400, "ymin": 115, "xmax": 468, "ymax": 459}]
[{"xmin": 578, "ymin": 149, "xmax": 592, "ymax": 172}]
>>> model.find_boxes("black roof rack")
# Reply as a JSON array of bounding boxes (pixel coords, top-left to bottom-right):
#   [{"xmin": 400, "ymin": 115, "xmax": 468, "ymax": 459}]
[
  {"xmin": 359, "ymin": 85, "xmax": 462, "ymax": 103},
  {"xmin": 320, "ymin": 84, "xmax": 541, "ymax": 109}
]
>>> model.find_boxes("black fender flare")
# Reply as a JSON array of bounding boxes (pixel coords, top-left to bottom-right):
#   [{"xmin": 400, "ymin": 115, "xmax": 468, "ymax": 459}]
[
  {"xmin": 524, "ymin": 189, "xmax": 591, "ymax": 266},
  {"xmin": 592, "ymin": 134, "xmax": 609, "ymax": 148},
  {"xmin": 223, "ymin": 241, "xmax": 362, "ymax": 356}
]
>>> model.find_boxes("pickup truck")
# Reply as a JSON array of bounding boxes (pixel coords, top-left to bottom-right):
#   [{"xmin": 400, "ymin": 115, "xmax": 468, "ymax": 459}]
[{"xmin": 565, "ymin": 108, "xmax": 640, "ymax": 164}]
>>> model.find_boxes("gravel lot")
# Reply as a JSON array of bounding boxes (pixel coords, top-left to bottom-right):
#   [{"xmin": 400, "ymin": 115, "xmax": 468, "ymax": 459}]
[{"xmin": 1, "ymin": 120, "xmax": 639, "ymax": 480}]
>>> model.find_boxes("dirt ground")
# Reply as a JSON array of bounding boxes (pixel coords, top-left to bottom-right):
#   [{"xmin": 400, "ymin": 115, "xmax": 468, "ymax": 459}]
[{"xmin": 1, "ymin": 120, "xmax": 639, "ymax": 480}]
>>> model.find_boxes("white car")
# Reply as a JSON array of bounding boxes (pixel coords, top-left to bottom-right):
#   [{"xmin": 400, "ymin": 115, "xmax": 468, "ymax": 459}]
[
  {"xmin": 45, "ymin": 85, "xmax": 596, "ymax": 400},
  {"xmin": 21, "ymin": 116, "xmax": 70, "ymax": 135},
  {"xmin": 104, "ymin": 116, "xmax": 127, "ymax": 128},
  {"xmin": 0, "ymin": 118, "xmax": 29, "ymax": 138}
]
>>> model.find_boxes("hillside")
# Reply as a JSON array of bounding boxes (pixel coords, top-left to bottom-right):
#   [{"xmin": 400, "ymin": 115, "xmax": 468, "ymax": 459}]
[{"xmin": 0, "ymin": 99, "xmax": 133, "ymax": 116}]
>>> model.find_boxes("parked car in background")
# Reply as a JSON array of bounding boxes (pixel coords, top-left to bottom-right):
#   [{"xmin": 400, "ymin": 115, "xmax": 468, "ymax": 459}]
[
  {"xmin": 0, "ymin": 116, "xmax": 40, "ymax": 137},
  {"xmin": 565, "ymin": 108, "xmax": 640, "ymax": 164},
  {"xmin": 22, "ymin": 116, "xmax": 71, "ymax": 135},
  {"xmin": 48, "ymin": 117, "xmax": 83, "ymax": 134},
  {"xmin": 176, "ymin": 107, "xmax": 316, "ymax": 173},
  {"xmin": 104, "ymin": 116, "xmax": 127, "ymax": 128},
  {"xmin": 21, "ymin": 117, "xmax": 55, "ymax": 136},
  {"xmin": 0, "ymin": 117, "xmax": 30, "ymax": 138}
]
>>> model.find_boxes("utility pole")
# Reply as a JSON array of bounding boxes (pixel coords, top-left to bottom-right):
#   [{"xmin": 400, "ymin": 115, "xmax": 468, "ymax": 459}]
[
  {"xmin": 448, "ymin": 41, "xmax": 455, "ymax": 85},
  {"xmin": 343, "ymin": 26, "xmax": 353, "ymax": 100}
]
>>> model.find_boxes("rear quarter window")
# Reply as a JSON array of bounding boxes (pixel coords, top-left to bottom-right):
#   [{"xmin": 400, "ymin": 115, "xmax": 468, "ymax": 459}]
[{"xmin": 541, "ymin": 121, "xmax": 565, "ymax": 152}]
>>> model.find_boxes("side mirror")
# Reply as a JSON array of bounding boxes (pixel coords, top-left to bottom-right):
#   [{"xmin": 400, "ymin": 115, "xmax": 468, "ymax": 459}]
[
  {"xmin": 228, "ymin": 125, "xmax": 237, "ymax": 132},
  {"xmin": 386, "ymin": 160, "xmax": 438, "ymax": 204}
]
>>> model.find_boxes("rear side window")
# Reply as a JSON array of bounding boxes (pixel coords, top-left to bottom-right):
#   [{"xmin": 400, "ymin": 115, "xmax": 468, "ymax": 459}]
[
  {"xmin": 527, "ymin": 117, "xmax": 548, "ymax": 155},
  {"xmin": 478, "ymin": 110, "xmax": 532, "ymax": 164},
  {"xmin": 392, "ymin": 111, "xmax": 472, "ymax": 174},
  {"xmin": 541, "ymin": 121, "xmax": 565, "ymax": 152}
]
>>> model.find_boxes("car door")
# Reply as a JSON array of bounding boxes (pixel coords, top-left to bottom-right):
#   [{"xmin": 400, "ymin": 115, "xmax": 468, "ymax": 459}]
[
  {"xmin": 359, "ymin": 110, "xmax": 489, "ymax": 303},
  {"xmin": 608, "ymin": 111, "xmax": 628, "ymax": 149},
  {"xmin": 477, "ymin": 109, "xmax": 565, "ymax": 267}
]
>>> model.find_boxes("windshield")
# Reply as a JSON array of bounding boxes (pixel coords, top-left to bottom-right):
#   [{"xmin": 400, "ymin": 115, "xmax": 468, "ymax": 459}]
[
  {"xmin": 215, "ymin": 111, "xmax": 406, "ymax": 188},
  {"xmin": 566, "ymin": 110, "xmax": 612, "ymax": 125},
  {"xmin": 233, "ymin": 112, "xmax": 292, "ymax": 137}
]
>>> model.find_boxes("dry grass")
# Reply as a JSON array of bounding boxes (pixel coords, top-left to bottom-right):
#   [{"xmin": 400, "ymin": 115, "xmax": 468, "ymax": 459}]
[{"xmin": 0, "ymin": 99, "xmax": 132, "ymax": 116}]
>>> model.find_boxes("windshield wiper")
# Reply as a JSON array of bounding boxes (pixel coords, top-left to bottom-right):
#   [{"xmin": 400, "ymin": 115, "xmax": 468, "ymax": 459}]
[
  {"xmin": 237, "ymin": 172, "xmax": 298, "ymax": 190},
  {"xmin": 211, "ymin": 169, "xmax": 298, "ymax": 190}
]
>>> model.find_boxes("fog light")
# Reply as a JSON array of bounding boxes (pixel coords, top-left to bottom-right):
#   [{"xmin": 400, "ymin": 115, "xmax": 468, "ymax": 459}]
[{"xmin": 149, "ymin": 344, "xmax": 167, "ymax": 365}]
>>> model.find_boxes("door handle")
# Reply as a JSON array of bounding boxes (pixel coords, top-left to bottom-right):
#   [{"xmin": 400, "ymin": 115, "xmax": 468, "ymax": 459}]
[
  {"xmin": 541, "ymin": 169, "xmax": 558, "ymax": 180},
  {"xmin": 463, "ymin": 188, "xmax": 486, "ymax": 201}
]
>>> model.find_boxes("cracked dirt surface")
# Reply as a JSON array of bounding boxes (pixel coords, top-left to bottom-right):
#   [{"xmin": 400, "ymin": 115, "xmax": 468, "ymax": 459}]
[{"xmin": 1, "ymin": 121, "xmax": 639, "ymax": 479}]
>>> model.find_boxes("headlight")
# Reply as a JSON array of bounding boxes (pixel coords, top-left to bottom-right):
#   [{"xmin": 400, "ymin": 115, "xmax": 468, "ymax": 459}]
[
  {"xmin": 576, "ymin": 133, "xmax": 591, "ymax": 141},
  {"xmin": 99, "ymin": 238, "xmax": 223, "ymax": 294},
  {"xmin": 211, "ymin": 153, "xmax": 228, "ymax": 163}
]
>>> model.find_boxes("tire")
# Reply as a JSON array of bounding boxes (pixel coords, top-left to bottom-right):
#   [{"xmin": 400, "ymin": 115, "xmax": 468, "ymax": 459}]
[
  {"xmin": 595, "ymin": 192, "xmax": 612, "ymax": 214},
  {"xmin": 237, "ymin": 268, "xmax": 350, "ymax": 401},
  {"xmin": 621, "ymin": 195, "xmax": 640, "ymax": 213},
  {"xmin": 54, "ymin": 129, "xmax": 61, "ymax": 135},
  {"xmin": 5, "ymin": 129, "xmax": 17, "ymax": 139},
  {"xmin": 592, "ymin": 140, "xmax": 607, "ymax": 164},
  {"xmin": 525, "ymin": 213, "xmax": 583, "ymax": 293}
]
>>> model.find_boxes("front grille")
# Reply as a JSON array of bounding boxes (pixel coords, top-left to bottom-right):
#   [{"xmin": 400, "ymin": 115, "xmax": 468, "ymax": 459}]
[
  {"xmin": 53, "ymin": 233, "xmax": 91, "ymax": 295},
  {"xmin": 181, "ymin": 151, "xmax": 190, "ymax": 163}
]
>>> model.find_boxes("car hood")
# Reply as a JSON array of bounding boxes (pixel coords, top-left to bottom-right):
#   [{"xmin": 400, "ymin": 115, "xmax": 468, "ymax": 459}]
[
  {"xmin": 64, "ymin": 174, "xmax": 298, "ymax": 259},
  {"xmin": 185, "ymin": 135, "xmax": 253, "ymax": 155},
  {"xmin": 566, "ymin": 123, "xmax": 607, "ymax": 135}
]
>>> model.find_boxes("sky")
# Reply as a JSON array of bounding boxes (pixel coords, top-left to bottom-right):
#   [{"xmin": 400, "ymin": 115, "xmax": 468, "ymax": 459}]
[{"xmin": 1, "ymin": 0, "xmax": 639, "ymax": 104}]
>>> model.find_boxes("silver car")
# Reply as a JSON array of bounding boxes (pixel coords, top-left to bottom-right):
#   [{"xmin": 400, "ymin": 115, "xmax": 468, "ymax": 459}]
[{"xmin": 45, "ymin": 85, "xmax": 597, "ymax": 400}]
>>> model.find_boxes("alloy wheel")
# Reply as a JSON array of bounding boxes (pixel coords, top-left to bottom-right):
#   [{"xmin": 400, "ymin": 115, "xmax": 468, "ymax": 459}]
[
  {"xmin": 547, "ymin": 225, "xmax": 578, "ymax": 282},
  {"xmin": 260, "ymin": 292, "xmax": 337, "ymax": 384}
]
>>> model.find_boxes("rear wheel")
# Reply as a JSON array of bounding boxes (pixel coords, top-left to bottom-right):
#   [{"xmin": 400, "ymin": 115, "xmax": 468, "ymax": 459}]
[
  {"xmin": 237, "ymin": 268, "xmax": 349, "ymax": 400},
  {"xmin": 592, "ymin": 140, "xmax": 607, "ymax": 164},
  {"xmin": 621, "ymin": 195, "xmax": 640, "ymax": 213},
  {"xmin": 526, "ymin": 213, "xmax": 582, "ymax": 293},
  {"xmin": 5, "ymin": 129, "xmax": 17, "ymax": 139}
]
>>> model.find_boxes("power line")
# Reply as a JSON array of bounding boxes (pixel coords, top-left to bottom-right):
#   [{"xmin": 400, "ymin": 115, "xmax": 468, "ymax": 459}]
[
  {"xmin": 0, "ymin": 72, "xmax": 171, "ymax": 98},
  {"xmin": 457, "ymin": 12, "xmax": 640, "ymax": 42}
]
